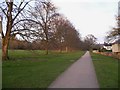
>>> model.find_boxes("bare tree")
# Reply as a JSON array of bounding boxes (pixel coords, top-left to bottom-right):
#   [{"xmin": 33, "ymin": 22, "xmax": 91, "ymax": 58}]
[
  {"xmin": 106, "ymin": 16, "xmax": 120, "ymax": 42},
  {"xmin": 0, "ymin": 0, "xmax": 31, "ymax": 60},
  {"xmin": 63, "ymin": 20, "xmax": 82, "ymax": 51},
  {"xmin": 28, "ymin": 0, "xmax": 58, "ymax": 54},
  {"xmin": 51, "ymin": 15, "xmax": 67, "ymax": 52},
  {"xmin": 83, "ymin": 34, "xmax": 97, "ymax": 51},
  {"xmin": 52, "ymin": 15, "xmax": 82, "ymax": 52}
]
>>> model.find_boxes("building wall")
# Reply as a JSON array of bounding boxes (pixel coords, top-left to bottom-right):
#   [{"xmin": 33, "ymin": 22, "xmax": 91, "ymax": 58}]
[
  {"xmin": 112, "ymin": 44, "xmax": 120, "ymax": 52},
  {"xmin": 119, "ymin": 44, "xmax": 120, "ymax": 52},
  {"xmin": 93, "ymin": 50, "xmax": 99, "ymax": 53}
]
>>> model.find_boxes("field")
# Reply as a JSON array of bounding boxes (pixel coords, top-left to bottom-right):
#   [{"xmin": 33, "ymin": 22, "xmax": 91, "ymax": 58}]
[
  {"xmin": 2, "ymin": 50, "xmax": 84, "ymax": 88},
  {"xmin": 91, "ymin": 53, "xmax": 119, "ymax": 88}
]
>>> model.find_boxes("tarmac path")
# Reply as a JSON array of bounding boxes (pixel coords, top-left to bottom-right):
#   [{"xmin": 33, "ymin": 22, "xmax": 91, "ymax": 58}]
[{"xmin": 49, "ymin": 51, "xmax": 99, "ymax": 88}]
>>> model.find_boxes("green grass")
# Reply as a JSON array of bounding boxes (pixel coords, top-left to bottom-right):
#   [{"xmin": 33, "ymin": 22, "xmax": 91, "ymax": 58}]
[
  {"xmin": 91, "ymin": 53, "xmax": 119, "ymax": 88},
  {"xmin": 2, "ymin": 50, "xmax": 84, "ymax": 88}
]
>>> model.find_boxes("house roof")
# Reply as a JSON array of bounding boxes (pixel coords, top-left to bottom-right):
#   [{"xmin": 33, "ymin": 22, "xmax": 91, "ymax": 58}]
[
  {"xmin": 104, "ymin": 42, "xmax": 112, "ymax": 46},
  {"xmin": 112, "ymin": 39, "xmax": 120, "ymax": 44}
]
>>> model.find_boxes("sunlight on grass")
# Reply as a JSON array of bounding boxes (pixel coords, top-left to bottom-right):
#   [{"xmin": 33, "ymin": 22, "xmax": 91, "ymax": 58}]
[
  {"xmin": 91, "ymin": 53, "xmax": 118, "ymax": 88},
  {"xmin": 3, "ymin": 50, "xmax": 85, "ymax": 88}
]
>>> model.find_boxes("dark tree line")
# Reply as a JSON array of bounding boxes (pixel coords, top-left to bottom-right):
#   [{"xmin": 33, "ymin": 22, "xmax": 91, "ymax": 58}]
[
  {"xmin": 9, "ymin": 33, "xmax": 98, "ymax": 52},
  {"xmin": 8, "ymin": 15, "xmax": 83, "ymax": 52}
]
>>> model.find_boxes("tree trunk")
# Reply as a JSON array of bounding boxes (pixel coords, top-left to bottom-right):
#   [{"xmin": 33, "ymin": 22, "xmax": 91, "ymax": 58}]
[
  {"xmin": 45, "ymin": 40, "xmax": 48, "ymax": 55},
  {"xmin": 2, "ymin": 2, "xmax": 13, "ymax": 60},
  {"xmin": 2, "ymin": 12, "xmax": 12, "ymax": 60},
  {"xmin": 59, "ymin": 48, "xmax": 62, "ymax": 53},
  {"xmin": 2, "ymin": 37, "xmax": 9, "ymax": 60},
  {"xmin": 59, "ymin": 42, "xmax": 62, "ymax": 53},
  {"xmin": 66, "ymin": 46, "xmax": 68, "ymax": 52}
]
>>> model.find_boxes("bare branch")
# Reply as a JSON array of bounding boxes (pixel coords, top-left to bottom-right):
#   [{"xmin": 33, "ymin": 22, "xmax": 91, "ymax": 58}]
[
  {"xmin": 11, "ymin": 28, "xmax": 37, "ymax": 33},
  {"xmin": 5, "ymin": 1, "xmax": 9, "ymax": 7},
  {"xmin": 0, "ymin": 6, "xmax": 8, "ymax": 17},
  {"xmin": 13, "ymin": 1, "xmax": 31, "ymax": 22},
  {"xmin": 12, "ymin": 18, "xmax": 44, "ymax": 29},
  {"xmin": 1, "ymin": 30, "xmax": 4, "ymax": 38}
]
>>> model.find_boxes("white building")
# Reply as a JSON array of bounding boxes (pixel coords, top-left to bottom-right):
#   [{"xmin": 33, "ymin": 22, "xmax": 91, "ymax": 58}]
[
  {"xmin": 103, "ymin": 45, "xmax": 112, "ymax": 51},
  {"xmin": 103, "ymin": 43, "xmax": 112, "ymax": 51}
]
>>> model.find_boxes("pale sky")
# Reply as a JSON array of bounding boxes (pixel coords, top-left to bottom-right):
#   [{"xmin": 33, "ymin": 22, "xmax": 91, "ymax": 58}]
[{"xmin": 52, "ymin": 0, "xmax": 119, "ymax": 43}]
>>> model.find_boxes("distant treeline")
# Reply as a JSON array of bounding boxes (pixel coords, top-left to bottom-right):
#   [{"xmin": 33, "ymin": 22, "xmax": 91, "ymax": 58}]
[{"xmin": 9, "ymin": 33, "xmax": 101, "ymax": 52}]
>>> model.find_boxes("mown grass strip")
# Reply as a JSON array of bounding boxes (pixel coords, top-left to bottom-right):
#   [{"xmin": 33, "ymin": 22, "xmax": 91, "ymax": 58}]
[
  {"xmin": 2, "ymin": 50, "xmax": 84, "ymax": 88},
  {"xmin": 91, "ymin": 53, "xmax": 118, "ymax": 88}
]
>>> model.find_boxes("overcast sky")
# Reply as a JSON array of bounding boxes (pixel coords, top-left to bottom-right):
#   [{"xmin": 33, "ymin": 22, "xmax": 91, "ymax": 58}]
[{"xmin": 52, "ymin": 0, "xmax": 119, "ymax": 43}]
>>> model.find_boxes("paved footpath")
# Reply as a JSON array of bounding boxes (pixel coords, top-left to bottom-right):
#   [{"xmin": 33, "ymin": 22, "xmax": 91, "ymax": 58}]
[{"xmin": 49, "ymin": 51, "xmax": 99, "ymax": 88}]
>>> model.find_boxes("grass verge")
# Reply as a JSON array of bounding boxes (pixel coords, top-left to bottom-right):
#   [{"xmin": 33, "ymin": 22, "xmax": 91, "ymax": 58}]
[
  {"xmin": 91, "ymin": 53, "xmax": 119, "ymax": 88},
  {"xmin": 2, "ymin": 50, "xmax": 84, "ymax": 88}
]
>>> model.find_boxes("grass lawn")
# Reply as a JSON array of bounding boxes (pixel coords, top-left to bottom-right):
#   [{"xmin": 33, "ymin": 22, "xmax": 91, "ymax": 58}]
[
  {"xmin": 91, "ymin": 53, "xmax": 119, "ymax": 88},
  {"xmin": 2, "ymin": 50, "xmax": 84, "ymax": 88}
]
